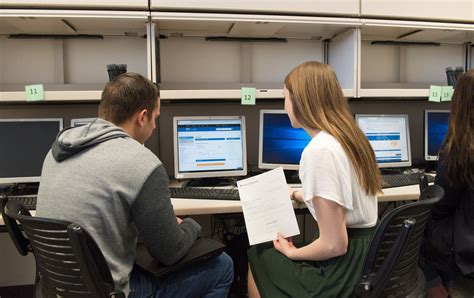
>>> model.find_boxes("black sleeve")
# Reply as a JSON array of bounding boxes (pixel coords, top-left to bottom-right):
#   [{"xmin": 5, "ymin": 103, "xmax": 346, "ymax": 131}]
[
  {"xmin": 131, "ymin": 165, "xmax": 201, "ymax": 266},
  {"xmin": 431, "ymin": 152, "xmax": 462, "ymax": 220}
]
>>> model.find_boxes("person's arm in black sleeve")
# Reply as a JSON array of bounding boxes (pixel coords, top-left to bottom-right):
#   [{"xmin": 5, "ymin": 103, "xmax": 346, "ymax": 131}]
[
  {"xmin": 431, "ymin": 152, "xmax": 462, "ymax": 220},
  {"xmin": 131, "ymin": 165, "xmax": 201, "ymax": 266}
]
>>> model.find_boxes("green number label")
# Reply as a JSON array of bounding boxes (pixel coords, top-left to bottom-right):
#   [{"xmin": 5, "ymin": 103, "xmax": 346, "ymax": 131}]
[
  {"xmin": 25, "ymin": 84, "xmax": 45, "ymax": 102},
  {"xmin": 241, "ymin": 87, "xmax": 256, "ymax": 105},
  {"xmin": 441, "ymin": 86, "xmax": 454, "ymax": 102},
  {"xmin": 428, "ymin": 85, "xmax": 441, "ymax": 102}
]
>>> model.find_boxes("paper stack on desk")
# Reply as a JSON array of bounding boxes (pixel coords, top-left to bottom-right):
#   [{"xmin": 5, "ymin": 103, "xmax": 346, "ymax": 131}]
[{"xmin": 237, "ymin": 167, "xmax": 300, "ymax": 245}]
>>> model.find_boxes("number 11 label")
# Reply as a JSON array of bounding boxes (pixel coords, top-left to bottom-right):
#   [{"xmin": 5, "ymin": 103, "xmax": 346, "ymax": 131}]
[{"xmin": 25, "ymin": 84, "xmax": 45, "ymax": 102}]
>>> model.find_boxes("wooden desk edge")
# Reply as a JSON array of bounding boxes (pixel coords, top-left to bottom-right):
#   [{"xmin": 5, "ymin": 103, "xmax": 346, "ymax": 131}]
[{"xmin": 0, "ymin": 184, "xmax": 421, "ymax": 224}]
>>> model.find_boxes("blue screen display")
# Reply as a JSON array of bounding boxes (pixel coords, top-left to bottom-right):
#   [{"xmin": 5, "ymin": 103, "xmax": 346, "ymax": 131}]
[
  {"xmin": 261, "ymin": 113, "xmax": 311, "ymax": 165},
  {"xmin": 426, "ymin": 111, "xmax": 450, "ymax": 157}
]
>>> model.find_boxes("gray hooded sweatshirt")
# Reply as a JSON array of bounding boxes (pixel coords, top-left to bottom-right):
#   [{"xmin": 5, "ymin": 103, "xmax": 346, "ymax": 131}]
[{"xmin": 36, "ymin": 118, "xmax": 201, "ymax": 294}]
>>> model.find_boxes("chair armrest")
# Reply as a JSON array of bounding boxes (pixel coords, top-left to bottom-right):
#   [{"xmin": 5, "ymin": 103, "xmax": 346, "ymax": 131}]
[{"xmin": 2, "ymin": 199, "xmax": 31, "ymax": 256}]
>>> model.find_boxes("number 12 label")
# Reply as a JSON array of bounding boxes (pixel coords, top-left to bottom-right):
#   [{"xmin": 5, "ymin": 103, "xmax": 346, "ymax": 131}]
[{"xmin": 241, "ymin": 87, "xmax": 256, "ymax": 105}]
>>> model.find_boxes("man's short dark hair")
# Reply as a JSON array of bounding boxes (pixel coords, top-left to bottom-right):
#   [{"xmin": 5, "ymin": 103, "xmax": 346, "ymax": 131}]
[{"xmin": 99, "ymin": 73, "xmax": 160, "ymax": 124}]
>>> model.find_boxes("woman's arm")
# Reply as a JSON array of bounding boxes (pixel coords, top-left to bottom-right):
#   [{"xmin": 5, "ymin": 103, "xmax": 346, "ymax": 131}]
[
  {"xmin": 273, "ymin": 196, "xmax": 348, "ymax": 261},
  {"xmin": 431, "ymin": 152, "xmax": 462, "ymax": 220}
]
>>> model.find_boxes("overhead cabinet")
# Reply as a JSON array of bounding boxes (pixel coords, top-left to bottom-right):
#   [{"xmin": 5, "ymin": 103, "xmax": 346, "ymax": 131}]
[
  {"xmin": 0, "ymin": 0, "xmax": 148, "ymax": 10},
  {"xmin": 151, "ymin": 12, "xmax": 360, "ymax": 100},
  {"xmin": 151, "ymin": 0, "xmax": 359, "ymax": 17},
  {"xmin": 361, "ymin": 0, "xmax": 474, "ymax": 23},
  {"xmin": 2, "ymin": 3, "xmax": 472, "ymax": 102},
  {"xmin": 0, "ymin": 10, "xmax": 149, "ymax": 102},
  {"xmin": 358, "ymin": 19, "xmax": 474, "ymax": 97}
]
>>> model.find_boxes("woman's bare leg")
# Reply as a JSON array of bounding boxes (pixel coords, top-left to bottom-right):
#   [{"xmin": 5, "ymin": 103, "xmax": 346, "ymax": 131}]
[{"xmin": 247, "ymin": 266, "xmax": 260, "ymax": 298}]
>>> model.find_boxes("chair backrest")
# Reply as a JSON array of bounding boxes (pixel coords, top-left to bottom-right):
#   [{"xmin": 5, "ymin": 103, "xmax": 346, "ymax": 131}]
[
  {"xmin": 354, "ymin": 184, "xmax": 445, "ymax": 298},
  {"xmin": 2, "ymin": 200, "xmax": 124, "ymax": 298}
]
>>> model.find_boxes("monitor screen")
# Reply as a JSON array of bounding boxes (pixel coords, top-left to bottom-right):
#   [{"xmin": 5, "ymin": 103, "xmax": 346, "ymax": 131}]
[
  {"xmin": 355, "ymin": 114, "xmax": 411, "ymax": 168},
  {"xmin": 71, "ymin": 117, "xmax": 97, "ymax": 127},
  {"xmin": 0, "ymin": 118, "xmax": 63, "ymax": 184},
  {"xmin": 173, "ymin": 116, "xmax": 247, "ymax": 179},
  {"xmin": 259, "ymin": 110, "xmax": 311, "ymax": 170},
  {"xmin": 424, "ymin": 110, "xmax": 450, "ymax": 161}
]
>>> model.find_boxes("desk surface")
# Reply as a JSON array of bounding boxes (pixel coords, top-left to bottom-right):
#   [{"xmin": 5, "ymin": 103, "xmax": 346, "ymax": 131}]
[
  {"xmin": 170, "ymin": 183, "xmax": 421, "ymax": 216},
  {"xmin": 0, "ymin": 183, "xmax": 421, "ymax": 225}
]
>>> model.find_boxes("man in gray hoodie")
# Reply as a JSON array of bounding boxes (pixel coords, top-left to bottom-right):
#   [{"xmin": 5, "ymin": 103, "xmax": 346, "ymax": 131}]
[{"xmin": 36, "ymin": 73, "xmax": 233, "ymax": 297}]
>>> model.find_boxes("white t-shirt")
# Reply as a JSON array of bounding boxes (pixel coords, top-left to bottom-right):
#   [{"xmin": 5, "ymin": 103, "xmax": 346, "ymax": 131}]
[{"xmin": 299, "ymin": 131, "xmax": 377, "ymax": 228}]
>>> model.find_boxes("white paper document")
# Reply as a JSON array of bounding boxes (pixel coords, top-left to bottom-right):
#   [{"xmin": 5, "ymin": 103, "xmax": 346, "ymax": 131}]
[{"xmin": 237, "ymin": 167, "xmax": 300, "ymax": 245}]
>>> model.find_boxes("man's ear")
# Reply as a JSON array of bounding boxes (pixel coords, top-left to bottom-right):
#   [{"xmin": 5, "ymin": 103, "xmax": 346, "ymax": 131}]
[{"xmin": 137, "ymin": 109, "xmax": 148, "ymax": 127}]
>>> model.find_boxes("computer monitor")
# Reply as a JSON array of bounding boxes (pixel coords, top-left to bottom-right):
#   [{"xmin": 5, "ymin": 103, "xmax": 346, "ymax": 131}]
[
  {"xmin": 0, "ymin": 118, "xmax": 63, "ymax": 184},
  {"xmin": 173, "ymin": 116, "xmax": 247, "ymax": 180},
  {"xmin": 259, "ymin": 110, "xmax": 311, "ymax": 170},
  {"xmin": 71, "ymin": 117, "xmax": 96, "ymax": 127},
  {"xmin": 424, "ymin": 110, "xmax": 450, "ymax": 161},
  {"xmin": 355, "ymin": 114, "xmax": 411, "ymax": 168}
]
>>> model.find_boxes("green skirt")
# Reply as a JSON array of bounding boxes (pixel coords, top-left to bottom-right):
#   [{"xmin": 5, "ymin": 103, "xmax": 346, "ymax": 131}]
[{"xmin": 248, "ymin": 227, "xmax": 376, "ymax": 298}]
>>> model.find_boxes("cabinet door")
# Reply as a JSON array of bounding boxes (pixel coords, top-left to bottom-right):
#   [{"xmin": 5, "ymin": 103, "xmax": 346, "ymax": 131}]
[
  {"xmin": 361, "ymin": 0, "xmax": 474, "ymax": 23},
  {"xmin": 152, "ymin": 0, "xmax": 359, "ymax": 16},
  {"xmin": 0, "ymin": 0, "xmax": 148, "ymax": 9}
]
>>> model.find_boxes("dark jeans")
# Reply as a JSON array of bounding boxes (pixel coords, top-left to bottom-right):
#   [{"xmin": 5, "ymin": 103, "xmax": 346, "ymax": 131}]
[
  {"xmin": 423, "ymin": 261, "xmax": 458, "ymax": 289},
  {"xmin": 129, "ymin": 252, "xmax": 234, "ymax": 297}
]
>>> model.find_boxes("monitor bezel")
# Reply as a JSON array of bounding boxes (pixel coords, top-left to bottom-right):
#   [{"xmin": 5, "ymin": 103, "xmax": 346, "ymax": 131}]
[
  {"xmin": 355, "ymin": 114, "xmax": 412, "ymax": 168},
  {"xmin": 424, "ymin": 109, "xmax": 450, "ymax": 161},
  {"xmin": 70, "ymin": 117, "xmax": 97, "ymax": 127},
  {"xmin": 0, "ymin": 118, "xmax": 63, "ymax": 184},
  {"xmin": 258, "ymin": 109, "xmax": 302, "ymax": 171},
  {"xmin": 173, "ymin": 115, "xmax": 247, "ymax": 179}
]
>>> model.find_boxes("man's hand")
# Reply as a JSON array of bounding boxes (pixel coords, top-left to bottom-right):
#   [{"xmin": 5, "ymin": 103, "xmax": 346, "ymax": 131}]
[{"xmin": 176, "ymin": 217, "xmax": 183, "ymax": 224}]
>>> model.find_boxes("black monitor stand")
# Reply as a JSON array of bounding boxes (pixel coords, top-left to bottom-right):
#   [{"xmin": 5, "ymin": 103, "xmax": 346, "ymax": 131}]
[
  {"xmin": 380, "ymin": 167, "xmax": 428, "ymax": 175},
  {"xmin": 184, "ymin": 177, "xmax": 236, "ymax": 188},
  {"xmin": 284, "ymin": 170, "xmax": 301, "ymax": 184},
  {"xmin": 423, "ymin": 161, "xmax": 438, "ymax": 174},
  {"xmin": 380, "ymin": 168, "xmax": 405, "ymax": 175}
]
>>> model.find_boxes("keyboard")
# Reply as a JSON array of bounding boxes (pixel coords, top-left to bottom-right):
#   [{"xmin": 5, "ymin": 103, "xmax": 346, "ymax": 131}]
[
  {"xmin": 7, "ymin": 194, "xmax": 37, "ymax": 210},
  {"xmin": 382, "ymin": 173, "xmax": 435, "ymax": 189},
  {"xmin": 169, "ymin": 187, "xmax": 240, "ymax": 201}
]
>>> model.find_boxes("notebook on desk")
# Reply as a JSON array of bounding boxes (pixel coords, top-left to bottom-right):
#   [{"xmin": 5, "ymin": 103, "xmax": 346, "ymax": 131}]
[{"xmin": 137, "ymin": 238, "xmax": 226, "ymax": 278}]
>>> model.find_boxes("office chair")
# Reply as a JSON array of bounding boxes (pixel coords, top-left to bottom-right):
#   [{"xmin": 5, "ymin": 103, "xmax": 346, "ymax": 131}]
[
  {"xmin": 2, "ymin": 199, "xmax": 125, "ymax": 298},
  {"xmin": 354, "ymin": 184, "xmax": 444, "ymax": 298}
]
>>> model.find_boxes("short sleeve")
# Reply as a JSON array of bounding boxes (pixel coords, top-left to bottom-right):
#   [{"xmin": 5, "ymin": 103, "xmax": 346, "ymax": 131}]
[{"xmin": 300, "ymin": 147, "xmax": 353, "ymax": 210}]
